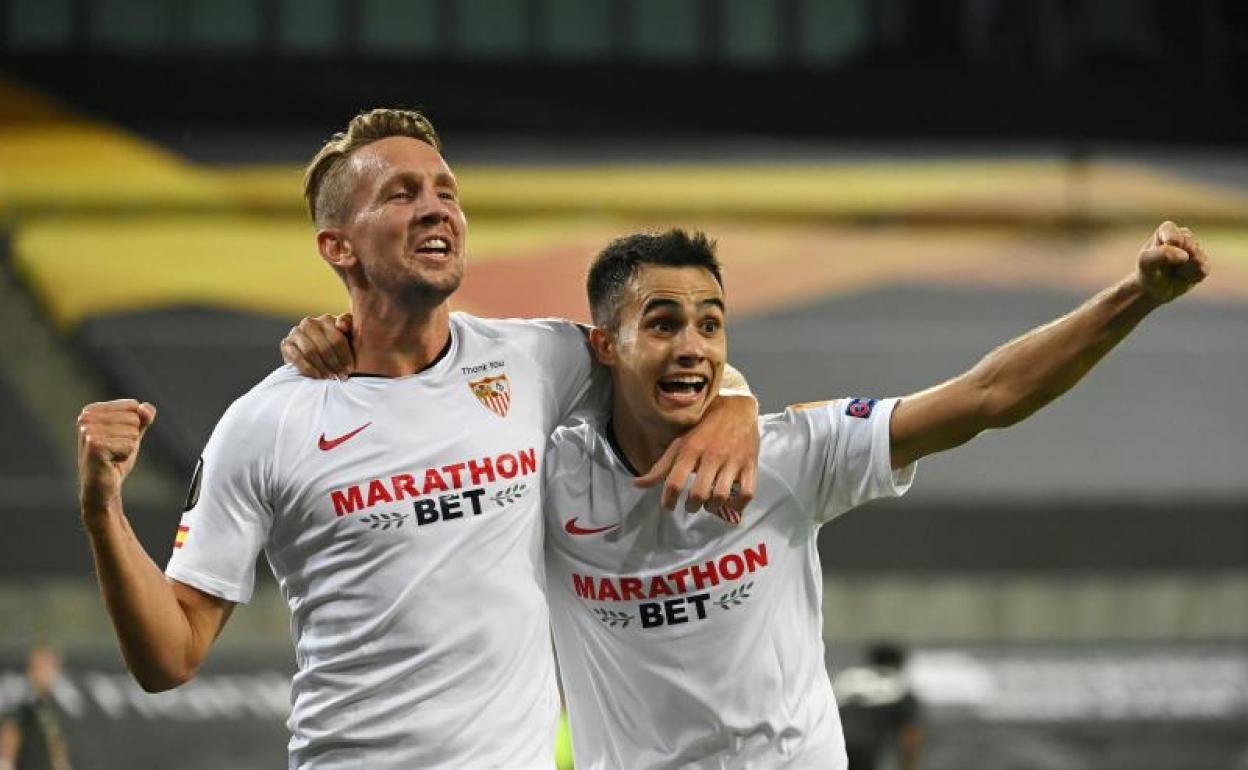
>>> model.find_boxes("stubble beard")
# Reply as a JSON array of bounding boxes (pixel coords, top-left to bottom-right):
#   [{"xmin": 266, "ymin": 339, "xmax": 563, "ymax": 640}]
[
  {"xmin": 369, "ymin": 249, "xmax": 465, "ymax": 310},
  {"xmin": 396, "ymin": 268, "xmax": 462, "ymax": 309}
]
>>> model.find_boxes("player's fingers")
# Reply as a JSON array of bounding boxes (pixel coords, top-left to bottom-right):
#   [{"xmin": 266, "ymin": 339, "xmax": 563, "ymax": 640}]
[
  {"xmin": 662, "ymin": 455, "xmax": 700, "ymax": 511},
  {"xmin": 708, "ymin": 471, "xmax": 744, "ymax": 525},
  {"xmin": 78, "ymin": 401, "xmax": 147, "ymax": 431},
  {"xmin": 734, "ymin": 461, "xmax": 757, "ymax": 513},
  {"xmin": 685, "ymin": 461, "xmax": 719, "ymax": 514},
  {"xmin": 1175, "ymin": 257, "xmax": 1208, "ymax": 284},
  {"xmin": 95, "ymin": 407, "xmax": 147, "ymax": 426},
  {"xmin": 1141, "ymin": 244, "xmax": 1190, "ymax": 271},
  {"xmin": 1190, "ymin": 244, "xmax": 1211, "ymax": 275},
  {"xmin": 301, "ymin": 315, "xmax": 350, "ymax": 375},
  {"xmin": 281, "ymin": 338, "xmax": 317, "ymax": 378},
  {"xmin": 1155, "ymin": 220, "xmax": 1181, "ymax": 247},
  {"xmin": 82, "ymin": 412, "xmax": 140, "ymax": 433},
  {"xmin": 81, "ymin": 398, "xmax": 142, "ymax": 417},
  {"xmin": 1172, "ymin": 227, "xmax": 1201, "ymax": 258},
  {"xmin": 82, "ymin": 423, "xmax": 143, "ymax": 453},
  {"xmin": 333, "ymin": 313, "xmax": 358, "ymax": 371},
  {"xmin": 634, "ymin": 437, "xmax": 681, "ymax": 489},
  {"xmin": 314, "ymin": 313, "xmax": 354, "ymax": 374},
  {"xmin": 636, "ymin": 439, "xmax": 702, "ymax": 510},
  {"xmin": 286, "ymin": 329, "xmax": 335, "ymax": 379},
  {"xmin": 1182, "ymin": 231, "xmax": 1209, "ymax": 265},
  {"xmin": 705, "ymin": 464, "xmax": 739, "ymax": 518}
]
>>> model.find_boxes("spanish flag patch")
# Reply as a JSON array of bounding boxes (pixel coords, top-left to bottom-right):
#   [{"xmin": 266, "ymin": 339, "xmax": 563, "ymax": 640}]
[{"xmin": 174, "ymin": 524, "xmax": 190, "ymax": 549}]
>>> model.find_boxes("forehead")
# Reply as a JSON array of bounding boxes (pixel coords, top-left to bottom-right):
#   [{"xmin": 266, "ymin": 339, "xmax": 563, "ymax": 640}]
[
  {"xmin": 626, "ymin": 265, "xmax": 723, "ymax": 309},
  {"xmin": 349, "ymin": 135, "xmax": 453, "ymax": 186}
]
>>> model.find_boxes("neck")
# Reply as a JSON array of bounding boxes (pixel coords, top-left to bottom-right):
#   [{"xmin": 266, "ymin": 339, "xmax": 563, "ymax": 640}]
[
  {"xmin": 609, "ymin": 399, "xmax": 685, "ymax": 476},
  {"xmin": 348, "ymin": 289, "xmax": 452, "ymax": 376}
]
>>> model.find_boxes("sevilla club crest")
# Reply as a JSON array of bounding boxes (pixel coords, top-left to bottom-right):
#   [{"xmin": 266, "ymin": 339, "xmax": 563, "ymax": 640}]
[{"xmin": 469, "ymin": 373, "xmax": 511, "ymax": 417}]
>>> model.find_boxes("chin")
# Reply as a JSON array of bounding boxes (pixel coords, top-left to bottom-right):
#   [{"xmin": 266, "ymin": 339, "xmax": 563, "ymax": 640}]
[
  {"xmin": 655, "ymin": 405, "xmax": 710, "ymax": 431},
  {"xmin": 404, "ymin": 270, "xmax": 463, "ymax": 302}
]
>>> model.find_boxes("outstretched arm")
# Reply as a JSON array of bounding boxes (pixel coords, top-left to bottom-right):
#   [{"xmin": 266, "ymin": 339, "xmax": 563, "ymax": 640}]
[
  {"xmin": 890, "ymin": 221, "xmax": 1210, "ymax": 469},
  {"xmin": 77, "ymin": 400, "xmax": 233, "ymax": 692}
]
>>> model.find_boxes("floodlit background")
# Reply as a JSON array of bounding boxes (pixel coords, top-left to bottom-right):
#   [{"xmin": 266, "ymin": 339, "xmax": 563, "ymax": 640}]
[{"xmin": 1, "ymin": 1, "xmax": 1246, "ymax": 768}]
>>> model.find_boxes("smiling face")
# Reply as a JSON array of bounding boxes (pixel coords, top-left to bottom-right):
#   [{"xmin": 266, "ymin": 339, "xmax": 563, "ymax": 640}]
[
  {"xmin": 594, "ymin": 264, "xmax": 727, "ymax": 439},
  {"xmin": 318, "ymin": 135, "xmax": 468, "ymax": 303}
]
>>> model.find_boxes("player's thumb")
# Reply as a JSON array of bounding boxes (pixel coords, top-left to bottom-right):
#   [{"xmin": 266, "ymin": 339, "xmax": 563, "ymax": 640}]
[
  {"xmin": 137, "ymin": 402, "xmax": 158, "ymax": 432},
  {"xmin": 1155, "ymin": 220, "xmax": 1180, "ymax": 246}
]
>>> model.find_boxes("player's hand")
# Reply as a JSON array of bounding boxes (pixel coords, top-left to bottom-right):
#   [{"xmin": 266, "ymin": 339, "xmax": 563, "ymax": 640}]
[
  {"xmin": 1136, "ymin": 221, "xmax": 1210, "ymax": 304},
  {"xmin": 635, "ymin": 394, "xmax": 759, "ymax": 523},
  {"xmin": 281, "ymin": 313, "xmax": 355, "ymax": 379},
  {"xmin": 77, "ymin": 399, "xmax": 156, "ymax": 514}
]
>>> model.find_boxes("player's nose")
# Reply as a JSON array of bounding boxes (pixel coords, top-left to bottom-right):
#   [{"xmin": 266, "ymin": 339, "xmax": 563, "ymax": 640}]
[
  {"xmin": 673, "ymin": 325, "xmax": 707, "ymax": 361},
  {"xmin": 414, "ymin": 188, "xmax": 451, "ymax": 225}
]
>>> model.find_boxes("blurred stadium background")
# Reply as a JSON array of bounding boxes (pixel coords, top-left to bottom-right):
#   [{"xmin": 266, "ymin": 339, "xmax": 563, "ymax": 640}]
[{"xmin": 1, "ymin": 1, "xmax": 1246, "ymax": 768}]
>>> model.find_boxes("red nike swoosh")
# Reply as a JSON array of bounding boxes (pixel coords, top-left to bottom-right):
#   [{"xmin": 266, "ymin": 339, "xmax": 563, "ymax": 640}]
[
  {"xmin": 564, "ymin": 517, "xmax": 620, "ymax": 536},
  {"xmin": 318, "ymin": 422, "xmax": 372, "ymax": 451}
]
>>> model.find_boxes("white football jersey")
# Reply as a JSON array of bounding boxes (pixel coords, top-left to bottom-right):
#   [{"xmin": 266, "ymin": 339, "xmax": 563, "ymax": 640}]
[
  {"xmin": 544, "ymin": 398, "xmax": 915, "ymax": 770},
  {"xmin": 167, "ymin": 313, "xmax": 603, "ymax": 770}
]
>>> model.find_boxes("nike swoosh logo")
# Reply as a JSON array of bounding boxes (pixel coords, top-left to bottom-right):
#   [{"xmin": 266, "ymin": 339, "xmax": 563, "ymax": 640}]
[
  {"xmin": 564, "ymin": 517, "xmax": 620, "ymax": 536},
  {"xmin": 318, "ymin": 422, "xmax": 372, "ymax": 451}
]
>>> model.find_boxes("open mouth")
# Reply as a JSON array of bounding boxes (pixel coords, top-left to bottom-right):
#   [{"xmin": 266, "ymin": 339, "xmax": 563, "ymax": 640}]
[
  {"xmin": 415, "ymin": 236, "xmax": 451, "ymax": 257},
  {"xmin": 656, "ymin": 374, "xmax": 708, "ymax": 405}
]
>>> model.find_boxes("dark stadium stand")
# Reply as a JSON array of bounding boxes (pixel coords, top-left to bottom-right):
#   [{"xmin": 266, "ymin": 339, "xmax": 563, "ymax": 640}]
[
  {"xmin": 0, "ymin": 369, "xmax": 89, "ymax": 575},
  {"xmin": 74, "ymin": 306, "xmax": 295, "ymax": 479},
  {"xmin": 0, "ymin": 369, "xmax": 69, "ymax": 484}
]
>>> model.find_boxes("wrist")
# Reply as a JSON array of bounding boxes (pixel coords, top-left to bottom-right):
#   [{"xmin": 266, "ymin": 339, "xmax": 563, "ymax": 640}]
[
  {"xmin": 1118, "ymin": 273, "xmax": 1165, "ymax": 316},
  {"xmin": 80, "ymin": 492, "xmax": 123, "ymax": 528}
]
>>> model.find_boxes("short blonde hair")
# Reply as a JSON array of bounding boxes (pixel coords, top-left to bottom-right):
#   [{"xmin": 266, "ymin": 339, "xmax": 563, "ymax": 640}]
[{"xmin": 303, "ymin": 108, "xmax": 442, "ymax": 228}]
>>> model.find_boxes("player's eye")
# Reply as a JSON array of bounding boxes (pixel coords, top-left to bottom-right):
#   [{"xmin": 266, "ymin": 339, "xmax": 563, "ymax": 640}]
[
  {"xmin": 389, "ymin": 190, "xmax": 414, "ymax": 201},
  {"xmin": 700, "ymin": 318, "xmax": 721, "ymax": 334}
]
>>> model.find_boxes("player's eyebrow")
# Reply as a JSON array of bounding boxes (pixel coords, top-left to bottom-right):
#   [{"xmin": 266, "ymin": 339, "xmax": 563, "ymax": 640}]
[
  {"xmin": 641, "ymin": 298, "xmax": 681, "ymax": 315},
  {"xmin": 641, "ymin": 296, "xmax": 725, "ymax": 315},
  {"xmin": 381, "ymin": 169, "xmax": 458, "ymax": 191}
]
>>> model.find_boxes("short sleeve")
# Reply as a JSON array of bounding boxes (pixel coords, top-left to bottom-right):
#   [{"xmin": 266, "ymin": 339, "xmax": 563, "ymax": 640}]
[
  {"xmin": 164, "ymin": 394, "xmax": 278, "ymax": 604},
  {"xmin": 517, "ymin": 319, "xmax": 609, "ymax": 428},
  {"xmin": 764, "ymin": 398, "xmax": 915, "ymax": 526}
]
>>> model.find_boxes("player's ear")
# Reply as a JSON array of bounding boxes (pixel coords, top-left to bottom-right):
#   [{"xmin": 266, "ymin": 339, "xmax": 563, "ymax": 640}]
[
  {"xmin": 588, "ymin": 326, "xmax": 617, "ymax": 366},
  {"xmin": 317, "ymin": 228, "xmax": 356, "ymax": 271}
]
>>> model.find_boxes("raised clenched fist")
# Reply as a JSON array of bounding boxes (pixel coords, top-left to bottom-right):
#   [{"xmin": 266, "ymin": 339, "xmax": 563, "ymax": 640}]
[
  {"xmin": 1137, "ymin": 221, "xmax": 1211, "ymax": 304},
  {"xmin": 77, "ymin": 399, "xmax": 156, "ymax": 514}
]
